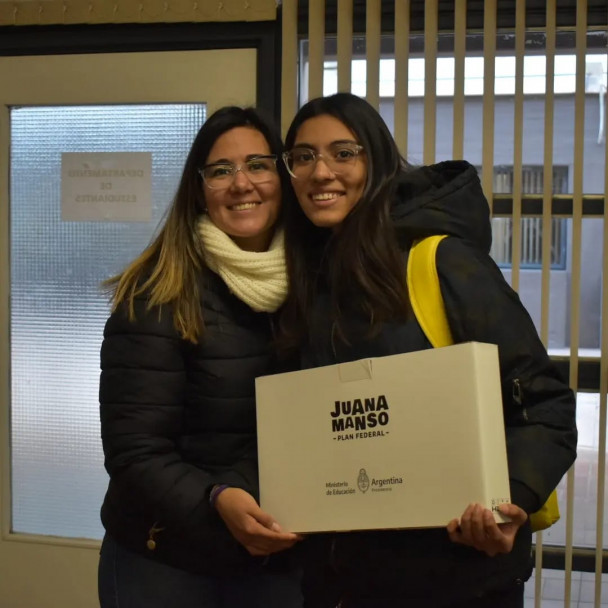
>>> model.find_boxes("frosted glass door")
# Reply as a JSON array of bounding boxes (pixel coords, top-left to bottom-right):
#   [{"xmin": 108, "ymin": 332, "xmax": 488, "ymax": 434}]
[{"xmin": 10, "ymin": 104, "xmax": 205, "ymax": 539}]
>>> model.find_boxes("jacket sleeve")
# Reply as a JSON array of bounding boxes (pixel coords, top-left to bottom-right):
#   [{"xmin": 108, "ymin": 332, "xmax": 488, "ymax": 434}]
[
  {"xmin": 435, "ymin": 237, "xmax": 577, "ymax": 514},
  {"xmin": 210, "ymin": 443, "xmax": 260, "ymax": 498},
  {"xmin": 100, "ymin": 297, "xmax": 219, "ymax": 538}
]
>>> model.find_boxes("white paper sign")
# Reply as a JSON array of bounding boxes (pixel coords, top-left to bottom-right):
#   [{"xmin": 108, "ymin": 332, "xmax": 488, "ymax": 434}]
[{"xmin": 61, "ymin": 152, "xmax": 152, "ymax": 222}]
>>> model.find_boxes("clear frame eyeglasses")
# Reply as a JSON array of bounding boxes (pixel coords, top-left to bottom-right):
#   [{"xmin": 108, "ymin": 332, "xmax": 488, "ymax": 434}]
[
  {"xmin": 198, "ymin": 155, "xmax": 278, "ymax": 189},
  {"xmin": 282, "ymin": 143, "xmax": 364, "ymax": 179}
]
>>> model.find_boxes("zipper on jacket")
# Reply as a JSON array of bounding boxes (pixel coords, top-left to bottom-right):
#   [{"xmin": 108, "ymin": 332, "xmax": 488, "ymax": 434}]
[
  {"xmin": 512, "ymin": 378, "xmax": 529, "ymax": 421},
  {"xmin": 330, "ymin": 536, "xmax": 338, "ymax": 569},
  {"xmin": 330, "ymin": 536, "xmax": 345, "ymax": 607}
]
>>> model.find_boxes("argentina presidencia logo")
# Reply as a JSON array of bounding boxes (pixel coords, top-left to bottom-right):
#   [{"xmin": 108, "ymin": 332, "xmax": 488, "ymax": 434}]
[{"xmin": 357, "ymin": 468, "xmax": 370, "ymax": 493}]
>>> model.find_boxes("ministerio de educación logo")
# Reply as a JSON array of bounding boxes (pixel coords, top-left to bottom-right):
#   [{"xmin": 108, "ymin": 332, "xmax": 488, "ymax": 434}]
[
  {"xmin": 356, "ymin": 467, "xmax": 403, "ymax": 493},
  {"xmin": 357, "ymin": 468, "xmax": 370, "ymax": 493}
]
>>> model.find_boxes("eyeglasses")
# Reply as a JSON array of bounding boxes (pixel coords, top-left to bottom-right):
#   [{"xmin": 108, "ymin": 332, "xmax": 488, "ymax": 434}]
[
  {"xmin": 199, "ymin": 155, "xmax": 278, "ymax": 189},
  {"xmin": 282, "ymin": 143, "xmax": 364, "ymax": 179}
]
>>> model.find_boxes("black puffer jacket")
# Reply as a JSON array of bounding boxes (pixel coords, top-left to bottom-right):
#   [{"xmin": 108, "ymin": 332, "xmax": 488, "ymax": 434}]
[
  {"xmin": 301, "ymin": 161, "xmax": 577, "ymax": 606},
  {"xmin": 99, "ymin": 269, "xmax": 292, "ymax": 576}
]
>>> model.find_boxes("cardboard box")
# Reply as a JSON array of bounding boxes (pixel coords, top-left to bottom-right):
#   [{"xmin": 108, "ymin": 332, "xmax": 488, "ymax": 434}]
[{"xmin": 255, "ymin": 342, "xmax": 510, "ymax": 533}]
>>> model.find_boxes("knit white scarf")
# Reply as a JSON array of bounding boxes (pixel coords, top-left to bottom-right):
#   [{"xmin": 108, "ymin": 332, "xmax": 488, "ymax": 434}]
[{"xmin": 196, "ymin": 215, "xmax": 288, "ymax": 313}]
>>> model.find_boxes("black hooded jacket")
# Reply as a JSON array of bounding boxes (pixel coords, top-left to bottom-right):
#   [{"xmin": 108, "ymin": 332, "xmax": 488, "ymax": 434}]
[{"xmin": 301, "ymin": 161, "xmax": 577, "ymax": 605}]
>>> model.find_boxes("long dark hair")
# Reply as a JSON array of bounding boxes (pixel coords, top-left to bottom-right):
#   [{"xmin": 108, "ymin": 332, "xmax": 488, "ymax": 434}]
[
  {"xmin": 280, "ymin": 92, "xmax": 411, "ymax": 348},
  {"xmin": 105, "ymin": 105, "xmax": 287, "ymax": 343}
]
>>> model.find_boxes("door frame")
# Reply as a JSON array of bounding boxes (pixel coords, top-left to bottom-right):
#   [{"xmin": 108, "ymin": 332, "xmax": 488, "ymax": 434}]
[{"xmin": 0, "ymin": 25, "xmax": 268, "ymax": 606}]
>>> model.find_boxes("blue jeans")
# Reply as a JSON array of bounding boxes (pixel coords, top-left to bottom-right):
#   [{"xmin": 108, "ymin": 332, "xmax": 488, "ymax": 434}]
[{"xmin": 98, "ymin": 535, "xmax": 303, "ymax": 608}]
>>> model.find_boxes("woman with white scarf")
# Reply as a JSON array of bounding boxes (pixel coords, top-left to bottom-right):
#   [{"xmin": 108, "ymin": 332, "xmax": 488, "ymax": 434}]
[{"xmin": 98, "ymin": 106, "xmax": 302, "ymax": 608}]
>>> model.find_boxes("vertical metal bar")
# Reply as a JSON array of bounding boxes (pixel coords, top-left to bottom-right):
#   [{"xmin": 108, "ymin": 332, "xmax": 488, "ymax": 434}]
[
  {"xmin": 510, "ymin": 0, "xmax": 525, "ymax": 291},
  {"xmin": 597, "ymin": 39, "xmax": 608, "ymax": 607},
  {"xmin": 570, "ymin": 2, "xmax": 586, "ymax": 373},
  {"xmin": 568, "ymin": 2, "xmax": 587, "ymax": 604},
  {"xmin": 535, "ymin": 3, "xmax": 556, "ymax": 599},
  {"xmin": 281, "ymin": 0, "xmax": 299, "ymax": 137},
  {"xmin": 394, "ymin": 0, "xmax": 410, "ymax": 156},
  {"xmin": 452, "ymin": 0, "xmax": 466, "ymax": 160},
  {"xmin": 481, "ymin": 0, "xmax": 496, "ymax": 210},
  {"xmin": 337, "ymin": 0, "xmax": 353, "ymax": 93},
  {"xmin": 540, "ymin": 0, "xmax": 555, "ymax": 345},
  {"xmin": 308, "ymin": 0, "xmax": 325, "ymax": 100},
  {"xmin": 423, "ymin": 0, "xmax": 438, "ymax": 165},
  {"xmin": 365, "ymin": 0, "xmax": 381, "ymax": 110}
]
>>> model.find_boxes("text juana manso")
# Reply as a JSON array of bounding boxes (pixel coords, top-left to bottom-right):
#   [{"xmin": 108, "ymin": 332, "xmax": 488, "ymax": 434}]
[{"xmin": 330, "ymin": 395, "xmax": 389, "ymax": 432}]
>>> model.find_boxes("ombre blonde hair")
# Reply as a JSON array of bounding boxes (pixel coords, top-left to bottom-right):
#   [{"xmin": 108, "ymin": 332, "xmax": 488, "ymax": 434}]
[{"xmin": 105, "ymin": 106, "xmax": 287, "ymax": 343}]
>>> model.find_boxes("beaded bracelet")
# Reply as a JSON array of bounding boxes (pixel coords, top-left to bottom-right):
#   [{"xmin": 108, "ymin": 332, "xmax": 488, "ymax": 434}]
[{"xmin": 209, "ymin": 484, "xmax": 230, "ymax": 508}]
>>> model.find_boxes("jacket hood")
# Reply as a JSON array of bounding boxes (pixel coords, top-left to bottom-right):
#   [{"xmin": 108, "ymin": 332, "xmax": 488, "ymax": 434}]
[{"xmin": 390, "ymin": 160, "xmax": 492, "ymax": 253}]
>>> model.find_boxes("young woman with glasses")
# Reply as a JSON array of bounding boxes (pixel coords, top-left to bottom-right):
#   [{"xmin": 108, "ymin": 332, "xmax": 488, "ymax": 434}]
[
  {"xmin": 279, "ymin": 92, "xmax": 577, "ymax": 608},
  {"xmin": 98, "ymin": 106, "xmax": 303, "ymax": 608}
]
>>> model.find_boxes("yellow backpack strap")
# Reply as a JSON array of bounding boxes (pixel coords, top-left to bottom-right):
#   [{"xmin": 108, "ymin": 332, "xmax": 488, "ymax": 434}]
[
  {"xmin": 406, "ymin": 235, "xmax": 453, "ymax": 348},
  {"xmin": 408, "ymin": 235, "xmax": 559, "ymax": 532}
]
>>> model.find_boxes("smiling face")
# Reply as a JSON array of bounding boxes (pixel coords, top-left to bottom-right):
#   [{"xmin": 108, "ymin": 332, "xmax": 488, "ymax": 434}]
[
  {"xmin": 289, "ymin": 114, "xmax": 367, "ymax": 229},
  {"xmin": 203, "ymin": 126, "xmax": 281, "ymax": 252}
]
